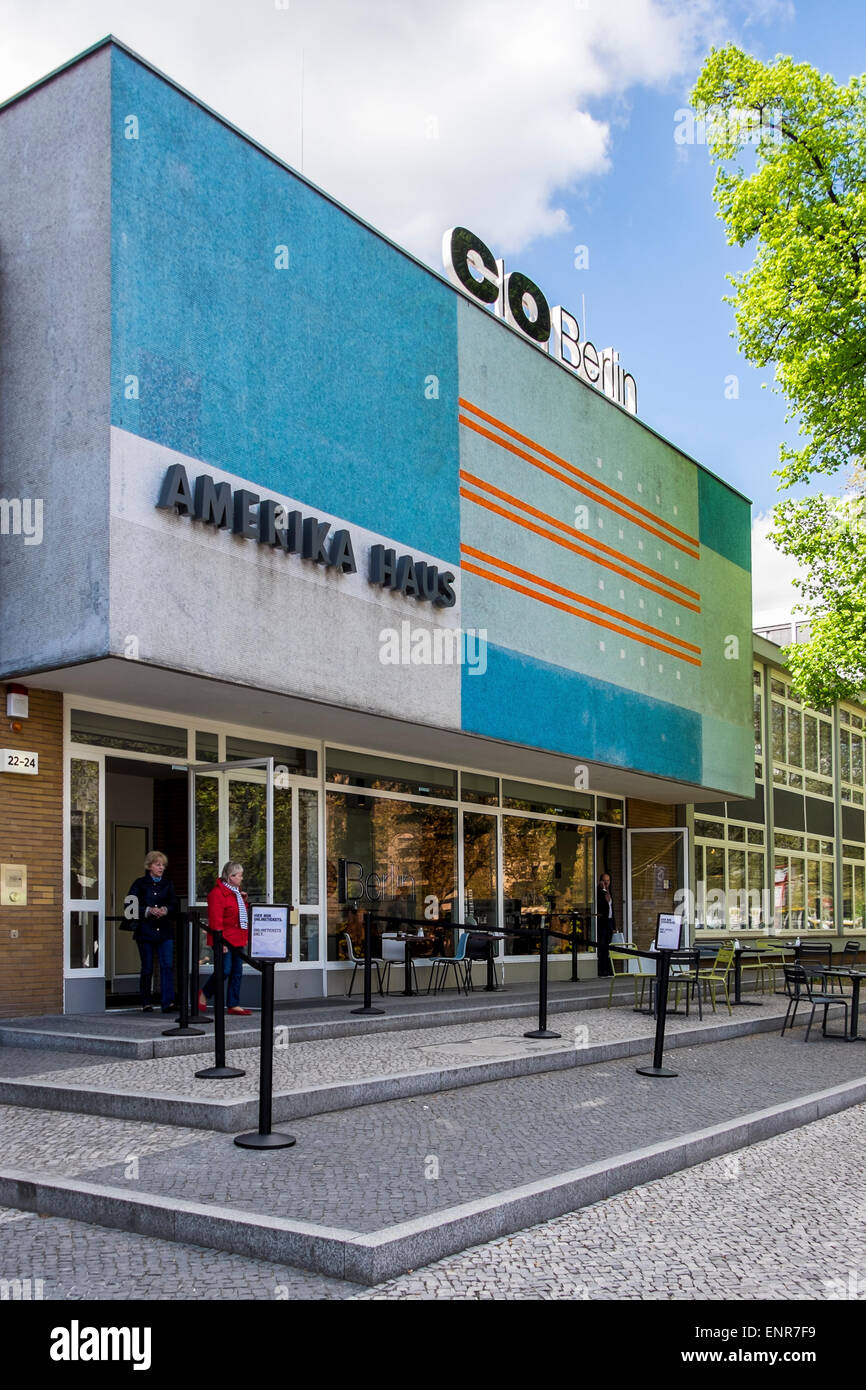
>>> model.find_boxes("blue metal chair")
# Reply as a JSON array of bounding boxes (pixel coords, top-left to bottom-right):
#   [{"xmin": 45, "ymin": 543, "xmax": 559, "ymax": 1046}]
[{"xmin": 427, "ymin": 931, "xmax": 471, "ymax": 995}]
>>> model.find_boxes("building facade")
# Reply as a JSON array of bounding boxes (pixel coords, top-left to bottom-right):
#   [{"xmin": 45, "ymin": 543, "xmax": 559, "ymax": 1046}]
[
  {"xmin": 0, "ymin": 39, "xmax": 756, "ymax": 1016},
  {"xmin": 690, "ymin": 634, "xmax": 866, "ymax": 940}
]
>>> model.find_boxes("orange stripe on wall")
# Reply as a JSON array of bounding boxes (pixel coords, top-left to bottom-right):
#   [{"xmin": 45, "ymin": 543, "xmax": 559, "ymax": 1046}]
[
  {"xmin": 460, "ymin": 544, "xmax": 702, "ymax": 656},
  {"xmin": 459, "ymin": 414, "xmax": 701, "ymax": 560},
  {"xmin": 460, "ymin": 561, "xmax": 703, "ymax": 666},
  {"xmin": 459, "ymin": 486, "xmax": 702, "ymax": 615},
  {"xmin": 459, "ymin": 396, "xmax": 700, "ymax": 549},
  {"xmin": 459, "ymin": 468, "xmax": 701, "ymax": 602}
]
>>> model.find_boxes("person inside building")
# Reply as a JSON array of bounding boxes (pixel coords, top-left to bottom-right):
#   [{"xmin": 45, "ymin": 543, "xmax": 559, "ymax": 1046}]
[
  {"xmin": 596, "ymin": 871, "xmax": 617, "ymax": 977},
  {"xmin": 127, "ymin": 850, "xmax": 179, "ymax": 1012},
  {"xmin": 199, "ymin": 861, "xmax": 251, "ymax": 1016}
]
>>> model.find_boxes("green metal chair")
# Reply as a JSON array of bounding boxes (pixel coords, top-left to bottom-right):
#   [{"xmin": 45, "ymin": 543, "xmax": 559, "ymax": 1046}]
[
  {"xmin": 698, "ymin": 943, "xmax": 735, "ymax": 1014},
  {"xmin": 607, "ymin": 948, "xmax": 655, "ymax": 1009}
]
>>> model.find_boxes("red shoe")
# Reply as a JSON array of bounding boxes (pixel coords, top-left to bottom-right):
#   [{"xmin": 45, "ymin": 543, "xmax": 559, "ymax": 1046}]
[
  {"xmin": 226, "ymin": 1006, "xmax": 251, "ymax": 1015},
  {"xmin": 198, "ymin": 991, "xmax": 208, "ymax": 1010}
]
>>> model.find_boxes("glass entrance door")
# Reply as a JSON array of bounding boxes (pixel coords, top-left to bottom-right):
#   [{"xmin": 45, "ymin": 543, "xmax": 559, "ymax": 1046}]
[
  {"xmin": 627, "ymin": 828, "xmax": 689, "ymax": 950},
  {"xmin": 189, "ymin": 758, "xmax": 276, "ymax": 905}
]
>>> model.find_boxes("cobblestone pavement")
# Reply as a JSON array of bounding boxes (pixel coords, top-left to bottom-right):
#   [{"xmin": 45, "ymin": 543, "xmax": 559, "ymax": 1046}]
[
  {"xmin": 4, "ymin": 995, "xmax": 782, "ymax": 1101},
  {"xmin": 3, "ymin": 1103, "xmax": 866, "ymax": 1300},
  {"xmin": 357, "ymin": 1101, "xmax": 866, "ymax": 1301},
  {"xmin": 2, "ymin": 1029, "xmax": 864, "ymax": 1232}
]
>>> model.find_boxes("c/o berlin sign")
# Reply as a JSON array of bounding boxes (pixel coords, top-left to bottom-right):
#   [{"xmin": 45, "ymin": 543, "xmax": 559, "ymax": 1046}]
[{"xmin": 443, "ymin": 226, "xmax": 637, "ymax": 416}]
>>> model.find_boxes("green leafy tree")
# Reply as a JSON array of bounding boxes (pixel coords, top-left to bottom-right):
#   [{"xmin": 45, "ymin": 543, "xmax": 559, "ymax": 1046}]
[{"xmin": 691, "ymin": 45, "xmax": 866, "ymax": 703}]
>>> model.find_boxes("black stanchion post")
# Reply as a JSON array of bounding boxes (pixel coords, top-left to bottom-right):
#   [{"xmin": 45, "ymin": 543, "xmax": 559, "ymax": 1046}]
[
  {"xmin": 162, "ymin": 913, "xmax": 205, "ymax": 1037},
  {"xmin": 196, "ymin": 930, "xmax": 245, "ymax": 1079},
  {"xmin": 190, "ymin": 914, "xmax": 212, "ymax": 1022},
  {"xmin": 189, "ymin": 913, "xmax": 211, "ymax": 1022},
  {"xmin": 570, "ymin": 911, "xmax": 579, "ymax": 983},
  {"xmin": 351, "ymin": 910, "xmax": 385, "ymax": 1016},
  {"xmin": 525, "ymin": 919, "xmax": 562, "ymax": 1040},
  {"xmin": 636, "ymin": 948, "xmax": 678, "ymax": 1078},
  {"xmin": 235, "ymin": 959, "xmax": 295, "ymax": 1149},
  {"xmin": 485, "ymin": 932, "xmax": 496, "ymax": 992}
]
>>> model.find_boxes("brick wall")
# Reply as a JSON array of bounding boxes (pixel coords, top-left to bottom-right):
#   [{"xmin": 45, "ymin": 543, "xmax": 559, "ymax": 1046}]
[{"xmin": 0, "ymin": 687, "xmax": 63, "ymax": 1017}]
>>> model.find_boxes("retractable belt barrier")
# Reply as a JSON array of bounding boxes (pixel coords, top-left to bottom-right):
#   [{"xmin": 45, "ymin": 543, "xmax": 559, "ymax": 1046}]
[
  {"xmin": 604, "ymin": 945, "xmax": 680, "ymax": 1079},
  {"xmin": 350, "ymin": 911, "xmax": 386, "ymax": 1016},
  {"xmin": 235, "ymin": 949, "xmax": 296, "ymax": 1150},
  {"xmin": 195, "ymin": 928, "xmax": 245, "ymax": 1081},
  {"xmin": 358, "ymin": 913, "xmax": 590, "ymax": 1040},
  {"xmin": 162, "ymin": 912, "xmax": 205, "ymax": 1039}
]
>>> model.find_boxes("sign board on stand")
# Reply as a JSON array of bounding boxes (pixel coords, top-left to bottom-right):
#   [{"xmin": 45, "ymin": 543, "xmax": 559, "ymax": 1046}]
[
  {"xmin": 656, "ymin": 914, "xmax": 683, "ymax": 951},
  {"xmin": 249, "ymin": 905, "xmax": 291, "ymax": 962}
]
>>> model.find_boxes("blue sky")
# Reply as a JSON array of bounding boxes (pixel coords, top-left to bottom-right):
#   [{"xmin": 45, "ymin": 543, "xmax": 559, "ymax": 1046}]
[
  {"xmin": 508, "ymin": 0, "xmax": 862, "ymax": 523},
  {"xmin": 2, "ymin": 0, "xmax": 859, "ymax": 620}
]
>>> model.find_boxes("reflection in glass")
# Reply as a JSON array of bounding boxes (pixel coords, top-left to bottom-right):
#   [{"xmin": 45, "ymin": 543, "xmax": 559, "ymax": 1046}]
[
  {"xmin": 502, "ymin": 816, "xmax": 593, "ymax": 954},
  {"xmin": 70, "ymin": 911, "xmax": 99, "ymax": 969},
  {"xmin": 463, "ymin": 812, "xmax": 498, "ymax": 929},
  {"xmin": 195, "ymin": 775, "xmax": 219, "ymax": 902},
  {"xmin": 326, "ymin": 792, "xmax": 457, "ymax": 960},
  {"xmin": 299, "ymin": 788, "xmax": 319, "ymax": 903},
  {"xmin": 227, "ymin": 779, "xmax": 291, "ymax": 903},
  {"xmin": 70, "ymin": 759, "xmax": 99, "ymax": 900},
  {"xmin": 300, "ymin": 913, "xmax": 319, "ymax": 962}
]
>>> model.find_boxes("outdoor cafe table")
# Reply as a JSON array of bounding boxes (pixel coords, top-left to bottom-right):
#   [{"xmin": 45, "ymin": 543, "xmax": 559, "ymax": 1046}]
[
  {"xmin": 799, "ymin": 966, "xmax": 866, "ymax": 1041},
  {"xmin": 475, "ymin": 931, "xmax": 505, "ymax": 992},
  {"xmin": 395, "ymin": 932, "xmax": 431, "ymax": 997},
  {"xmin": 728, "ymin": 943, "xmax": 795, "ymax": 1005}
]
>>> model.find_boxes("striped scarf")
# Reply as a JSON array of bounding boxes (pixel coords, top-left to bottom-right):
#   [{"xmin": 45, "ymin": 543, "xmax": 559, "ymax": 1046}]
[{"xmin": 225, "ymin": 881, "xmax": 248, "ymax": 931}]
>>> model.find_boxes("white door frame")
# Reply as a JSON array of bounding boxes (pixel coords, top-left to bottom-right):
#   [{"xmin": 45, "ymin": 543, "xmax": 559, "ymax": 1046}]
[{"xmin": 626, "ymin": 826, "xmax": 690, "ymax": 944}]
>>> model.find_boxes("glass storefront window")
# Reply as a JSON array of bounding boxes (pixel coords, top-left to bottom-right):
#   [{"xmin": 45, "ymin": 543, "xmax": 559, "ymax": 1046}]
[
  {"xmin": 70, "ymin": 911, "xmax": 99, "ymax": 970},
  {"xmin": 194, "ymin": 775, "xmax": 219, "ymax": 902},
  {"xmin": 460, "ymin": 771, "xmax": 499, "ymax": 806},
  {"xmin": 196, "ymin": 731, "xmax": 219, "ymax": 763},
  {"xmin": 502, "ymin": 816, "xmax": 593, "ymax": 954},
  {"xmin": 298, "ymin": 788, "xmax": 319, "ymax": 903},
  {"xmin": 71, "ymin": 710, "xmax": 187, "ymax": 758},
  {"xmin": 463, "ymin": 811, "xmax": 498, "ymax": 929},
  {"xmin": 226, "ymin": 777, "xmax": 291, "ymax": 903},
  {"xmin": 70, "ymin": 759, "xmax": 99, "ymax": 900},
  {"xmin": 704, "ymin": 844, "xmax": 725, "ymax": 926},
  {"xmin": 326, "ymin": 749, "xmax": 456, "ymax": 799},
  {"xmin": 787, "ymin": 707, "xmax": 802, "ymax": 768},
  {"xmin": 225, "ymin": 736, "xmax": 317, "ymax": 778},
  {"xmin": 326, "ymin": 792, "xmax": 457, "ymax": 960},
  {"xmin": 842, "ymin": 862, "xmax": 865, "ymax": 931},
  {"xmin": 300, "ymin": 913, "xmax": 319, "ymax": 962},
  {"xmin": 753, "ymin": 671, "xmax": 763, "ymax": 780},
  {"xmin": 821, "ymin": 860, "xmax": 835, "ymax": 930},
  {"xmin": 503, "ymin": 780, "xmax": 593, "ymax": 819},
  {"xmin": 596, "ymin": 797, "xmax": 624, "ymax": 825}
]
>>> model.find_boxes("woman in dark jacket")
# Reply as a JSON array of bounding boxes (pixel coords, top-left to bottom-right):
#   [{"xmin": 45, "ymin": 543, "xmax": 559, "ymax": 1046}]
[{"xmin": 127, "ymin": 851, "xmax": 179, "ymax": 1012}]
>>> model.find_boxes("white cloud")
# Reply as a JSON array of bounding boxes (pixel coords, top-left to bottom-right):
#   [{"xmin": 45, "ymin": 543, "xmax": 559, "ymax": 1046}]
[
  {"xmin": 751, "ymin": 509, "xmax": 807, "ymax": 626},
  {"xmin": 0, "ymin": 0, "xmax": 720, "ymax": 263}
]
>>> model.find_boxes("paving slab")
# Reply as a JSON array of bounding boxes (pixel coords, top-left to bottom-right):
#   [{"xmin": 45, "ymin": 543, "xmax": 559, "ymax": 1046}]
[
  {"xmin": 0, "ymin": 979, "xmax": 625, "ymax": 1059},
  {"xmin": 0, "ymin": 996, "xmax": 789, "ymax": 1129},
  {"xmin": 5, "ymin": 1101, "xmax": 866, "ymax": 1299},
  {"xmin": 1, "ymin": 1026, "xmax": 865, "ymax": 1283}
]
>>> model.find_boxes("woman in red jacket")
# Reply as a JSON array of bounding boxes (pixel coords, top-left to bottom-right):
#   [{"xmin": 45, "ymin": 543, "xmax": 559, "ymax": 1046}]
[{"xmin": 200, "ymin": 861, "xmax": 251, "ymax": 1015}]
